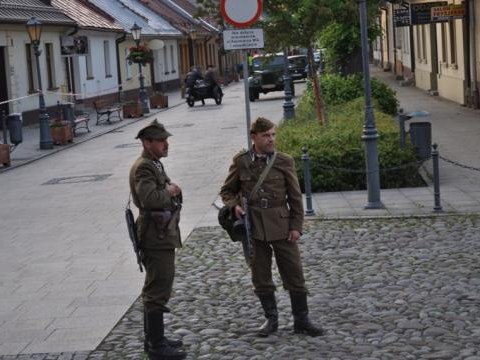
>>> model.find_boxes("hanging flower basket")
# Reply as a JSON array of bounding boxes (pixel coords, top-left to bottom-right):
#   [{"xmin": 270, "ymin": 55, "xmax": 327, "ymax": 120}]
[{"xmin": 127, "ymin": 45, "xmax": 154, "ymax": 66}]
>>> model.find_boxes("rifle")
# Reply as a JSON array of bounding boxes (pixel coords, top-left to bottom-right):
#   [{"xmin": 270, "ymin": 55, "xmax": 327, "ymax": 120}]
[
  {"xmin": 125, "ymin": 197, "xmax": 143, "ymax": 272},
  {"xmin": 241, "ymin": 195, "xmax": 254, "ymax": 267}
]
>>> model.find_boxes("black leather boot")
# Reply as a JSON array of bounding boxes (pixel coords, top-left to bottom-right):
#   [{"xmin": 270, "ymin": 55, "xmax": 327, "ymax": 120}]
[
  {"xmin": 146, "ymin": 310, "xmax": 186, "ymax": 360},
  {"xmin": 144, "ymin": 308, "xmax": 183, "ymax": 352},
  {"xmin": 290, "ymin": 292, "xmax": 324, "ymax": 337},
  {"xmin": 257, "ymin": 293, "xmax": 278, "ymax": 337}
]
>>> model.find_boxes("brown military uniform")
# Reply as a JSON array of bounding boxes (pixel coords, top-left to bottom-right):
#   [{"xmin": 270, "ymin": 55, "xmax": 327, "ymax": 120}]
[
  {"xmin": 129, "ymin": 140, "xmax": 181, "ymax": 313},
  {"xmin": 220, "ymin": 149, "xmax": 307, "ymax": 295}
]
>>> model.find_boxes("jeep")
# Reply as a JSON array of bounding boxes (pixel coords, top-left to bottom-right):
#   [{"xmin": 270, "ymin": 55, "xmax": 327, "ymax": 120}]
[{"xmin": 248, "ymin": 54, "xmax": 295, "ymax": 102}]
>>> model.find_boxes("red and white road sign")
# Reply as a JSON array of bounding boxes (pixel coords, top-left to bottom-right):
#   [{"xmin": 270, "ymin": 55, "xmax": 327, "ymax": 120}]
[{"xmin": 220, "ymin": 0, "xmax": 262, "ymax": 28}]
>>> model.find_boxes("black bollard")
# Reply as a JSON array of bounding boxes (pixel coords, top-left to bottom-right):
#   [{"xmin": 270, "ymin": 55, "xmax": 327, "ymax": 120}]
[
  {"xmin": 432, "ymin": 143, "xmax": 443, "ymax": 212},
  {"xmin": 1, "ymin": 110, "xmax": 7, "ymax": 144},
  {"xmin": 302, "ymin": 146, "xmax": 315, "ymax": 216}
]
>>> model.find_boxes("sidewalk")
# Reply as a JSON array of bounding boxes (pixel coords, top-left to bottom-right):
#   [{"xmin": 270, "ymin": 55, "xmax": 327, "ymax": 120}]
[{"xmin": 0, "ymin": 89, "xmax": 185, "ymax": 172}]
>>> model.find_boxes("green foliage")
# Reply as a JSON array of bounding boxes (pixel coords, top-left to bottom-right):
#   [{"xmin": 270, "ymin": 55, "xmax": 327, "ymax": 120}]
[
  {"xmin": 317, "ymin": 74, "xmax": 399, "ymax": 114},
  {"xmin": 276, "ymin": 98, "xmax": 424, "ymax": 192}
]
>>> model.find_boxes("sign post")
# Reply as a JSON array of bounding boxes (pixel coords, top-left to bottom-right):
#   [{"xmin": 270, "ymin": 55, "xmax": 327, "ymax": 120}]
[{"xmin": 220, "ymin": 0, "xmax": 263, "ymax": 150}]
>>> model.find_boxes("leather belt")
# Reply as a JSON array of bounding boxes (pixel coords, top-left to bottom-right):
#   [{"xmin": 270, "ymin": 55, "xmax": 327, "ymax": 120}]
[{"xmin": 250, "ymin": 198, "xmax": 285, "ymax": 209}]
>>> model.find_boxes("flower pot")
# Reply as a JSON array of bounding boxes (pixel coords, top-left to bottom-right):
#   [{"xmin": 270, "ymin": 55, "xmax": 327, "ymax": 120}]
[
  {"xmin": 0, "ymin": 144, "xmax": 11, "ymax": 167},
  {"xmin": 149, "ymin": 94, "xmax": 169, "ymax": 109},
  {"xmin": 51, "ymin": 124, "xmax": 73, "ymax": 145},
  {"xmin": 122, "ymin": 102, "xmax": 143, "ymax": 118}
]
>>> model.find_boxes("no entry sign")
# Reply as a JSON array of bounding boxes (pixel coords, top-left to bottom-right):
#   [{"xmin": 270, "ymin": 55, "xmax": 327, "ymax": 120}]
[{"xmin": 220, "ymin": 0, "xmax": 262, "ymax": 28}]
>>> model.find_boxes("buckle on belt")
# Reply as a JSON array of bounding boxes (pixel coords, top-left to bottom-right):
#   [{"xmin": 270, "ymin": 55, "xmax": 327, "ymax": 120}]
[{"xmin": 260, "ymin": 198, "xmax": 269, "ymax": 208}]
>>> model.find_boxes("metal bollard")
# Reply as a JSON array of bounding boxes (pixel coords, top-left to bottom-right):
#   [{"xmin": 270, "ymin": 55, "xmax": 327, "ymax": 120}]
[
  {"xmin": 302, "ymin": 146, "xmax": 315, "ymax": 216},
  {"xmin": 1, "ymin": 110, "xmax": 7, "ymax": 144},
  {"xmin": 432, "ymin": 143, "xmax": 443, "ymax": 212}
]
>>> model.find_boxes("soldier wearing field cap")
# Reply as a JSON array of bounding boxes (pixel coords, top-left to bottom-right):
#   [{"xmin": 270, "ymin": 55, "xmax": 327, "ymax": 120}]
[
  {"xmin": 129, "ymin": 119, "xmax": 186, "ymax": 360},
  {"xmin": 220, "ymin": 117, "xmax": 323, "ymax": 338}
]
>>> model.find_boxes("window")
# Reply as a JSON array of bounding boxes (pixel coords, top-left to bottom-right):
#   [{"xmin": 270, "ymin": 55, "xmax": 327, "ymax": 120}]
[
  {"xmin": 125, "ymin": 47, "xmax": 132, "ymax": 79},
  {"xmin": 421, "ymin": 25, "xmax": 427, "ymax": 62},
  {"xmin": 396, "ymin": 27, "xmax": 403, "ymax": 50},
  {"xmin": 104, "ymin": 40, "xmax": 111, "ymax": 77},
  {"xmin": 163, "ymin": 47, "xmax": 168, "ymax": 74},
  {"xmin": 448, "ymin": 21, "xmax": 457, "ymax": 65},
  {"xmin": 170, "ymin": 44, "xmax": 175, "ymax": 73},
  {"xmin": 25, "ymin": 43, "xmax": 36, "ymax": 93},
  {"xmin": 441, "ymin": 23, "xmax": 447, "ymax": 63},
  {"xmin": 86, "ymin": 39, "xmax": 93, "ymax": 79},
  {"xmin": 45, "ymin": 43, "xmax": 56, "ymax": 89}
]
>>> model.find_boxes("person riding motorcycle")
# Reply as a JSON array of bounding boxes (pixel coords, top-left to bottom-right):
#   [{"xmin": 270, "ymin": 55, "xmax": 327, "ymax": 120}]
[
  {"xmin": 185, "ymin": 66, "xmax": 205, "ymax": 105},
  {"xmin": 205, "ymin": 65, "xmax": 223, "ymax": 97}
]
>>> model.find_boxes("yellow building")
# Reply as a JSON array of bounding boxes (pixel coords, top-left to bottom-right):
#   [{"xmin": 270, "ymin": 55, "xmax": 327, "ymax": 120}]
[{"xmin": 374, "ymin": 0, "xmax": 479, "ymax": 108}]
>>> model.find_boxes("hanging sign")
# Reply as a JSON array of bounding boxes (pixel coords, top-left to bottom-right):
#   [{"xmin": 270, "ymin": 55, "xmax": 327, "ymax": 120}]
[
  {"xmin": 220, "ymin": 0, "xmax": 262, "ymax": 28},
  {"xmin": 394, "ymin": 9, "xmax": 411, "ymax": 27},
  {"xmin": 431, "ymin": 4, "xmax": 465, "ymax": 22},
  {"xmin": 410, "ymin": 1, "xmax": 447, "ymax": 25}
]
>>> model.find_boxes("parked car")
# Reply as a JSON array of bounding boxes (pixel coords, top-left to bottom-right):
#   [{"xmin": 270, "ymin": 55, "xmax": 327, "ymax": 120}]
[
  {"xmin": 248, "ymin": 54, "xmax": 295, "ymax": 102},
  {"xmin": 288, "ymin": 55, "xmax": 308, "ymax": 80}
]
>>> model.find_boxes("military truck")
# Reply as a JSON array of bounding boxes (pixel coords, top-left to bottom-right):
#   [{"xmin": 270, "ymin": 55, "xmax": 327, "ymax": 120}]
[{"xmin": 248, "ymin": 54, "xmax": 295, "ymax": 102}]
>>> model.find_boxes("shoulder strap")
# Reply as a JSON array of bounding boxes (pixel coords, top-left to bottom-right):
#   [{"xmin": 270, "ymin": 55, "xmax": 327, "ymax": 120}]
[{"xmin": 248, "ymin": 152, "xmax": 277, "ymax": 202}]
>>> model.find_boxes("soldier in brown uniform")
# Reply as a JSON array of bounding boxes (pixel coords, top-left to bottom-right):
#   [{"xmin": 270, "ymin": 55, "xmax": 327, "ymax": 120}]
[
  {"xmin": 220, "ymin": 117, "xmax": 323, "ymax": 337},
  {"xmin": 129, "ymin": 120, "xmax": 186, "ymax": 360}
]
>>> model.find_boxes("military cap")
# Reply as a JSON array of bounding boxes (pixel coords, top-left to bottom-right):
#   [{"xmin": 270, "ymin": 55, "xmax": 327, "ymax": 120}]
[
  {"xmin": 135, "ymin": 119, "xmax": 172, "ymax": 140},
  {"xmin": 250, "ymin": 117, "xmax": 275, "ymax": 134}
]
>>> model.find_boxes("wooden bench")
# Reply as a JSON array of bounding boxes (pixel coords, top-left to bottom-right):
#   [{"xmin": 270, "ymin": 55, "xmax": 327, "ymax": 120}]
[
  {"xmin": 56, "ymin": 102, "xmax": 90, "ymax": 136},
  {"xmin": 93, "ymin": 100, "xmax": 121, "ymax": 125},
  {"xmin": 71, "ymin": 113, "xmax": 90, "ymax": 136}
]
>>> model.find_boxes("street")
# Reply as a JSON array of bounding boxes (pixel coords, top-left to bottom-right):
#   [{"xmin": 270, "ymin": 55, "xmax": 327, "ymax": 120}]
[{"xmin": 0, "ymin": 82, "xmax": 304, "ymax": 355}]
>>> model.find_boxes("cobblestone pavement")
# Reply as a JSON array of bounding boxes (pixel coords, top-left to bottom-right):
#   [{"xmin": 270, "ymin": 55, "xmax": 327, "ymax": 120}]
[{"xmin": 4, "ymin": 214, "xmax": 480, "ymax": 360}]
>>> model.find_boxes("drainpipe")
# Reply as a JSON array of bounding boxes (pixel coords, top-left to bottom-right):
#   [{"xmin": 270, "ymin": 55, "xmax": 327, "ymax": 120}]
[
  {"xmin": 116, "ymin": 32, "xmax": 127, "ymax": 102},
  {"xmin": 469, "ymin": 0, "xmax": 479, "ymax": 108}
]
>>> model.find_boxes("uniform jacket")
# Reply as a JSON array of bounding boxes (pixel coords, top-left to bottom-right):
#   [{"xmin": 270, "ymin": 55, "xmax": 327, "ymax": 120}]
[
  {"xmin": 129, "ymin": 151, "xmax": 181, "ymax": 250},
  {"xmin": 220, "ymin": 150, "xmax": 304, "ymax": 241}
]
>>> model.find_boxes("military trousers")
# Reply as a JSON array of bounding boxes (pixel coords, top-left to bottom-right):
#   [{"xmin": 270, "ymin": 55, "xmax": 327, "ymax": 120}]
[
  {"xmin": 251, "ymin": 238, "xmax": 307, "ymax": 295},
  {"xmin": 142, "ymin": 249, "xmax": 175, "ymax": 313}
]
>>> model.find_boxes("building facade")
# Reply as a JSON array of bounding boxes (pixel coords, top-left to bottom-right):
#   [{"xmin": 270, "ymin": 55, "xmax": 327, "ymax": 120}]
[{"xmin": 374, "ymin": 0, "xmax": 479, "ymax": 109}]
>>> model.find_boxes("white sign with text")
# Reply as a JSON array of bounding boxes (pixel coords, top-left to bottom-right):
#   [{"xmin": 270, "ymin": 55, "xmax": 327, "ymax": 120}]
[{"xmin": 223, "ymin": 28, "xmax": 264, "ymax": 50}]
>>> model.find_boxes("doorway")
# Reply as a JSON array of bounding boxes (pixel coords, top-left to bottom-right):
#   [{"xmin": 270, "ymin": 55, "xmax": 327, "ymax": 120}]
[{"xmin": 0, "ymin": 47, "xmax": 9, "ymax": 117}]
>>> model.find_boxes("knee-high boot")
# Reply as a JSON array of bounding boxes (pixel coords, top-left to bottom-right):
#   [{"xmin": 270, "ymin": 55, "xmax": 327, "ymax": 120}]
[
  {"xmin": 146, "ymin": 310, "xmax": 186, "ymax": 360},
  {"xmin": 144, "ymin": 308, "xmax": 183, "ymax": 352},
  {"xmin": 290, "ymin": 292, "xmax": 324, "ymax": 337},
  {"xmin": 257, "ymin": 293, "xmax": 278, "ymax": 337}
]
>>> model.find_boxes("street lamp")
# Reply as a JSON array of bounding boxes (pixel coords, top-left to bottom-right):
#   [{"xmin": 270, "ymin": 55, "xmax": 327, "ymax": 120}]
[
  {"xmin": 282, "ymin": 48, "xmax": 294, "ymax": 119},
  {"xmin": 130, "ymin": 23, "xmax": 150, "ymax": 115},
  {"xmin": 189, "ymin": 27, "xmax": 197, "ymax": 68},
  {"xmin": 26, "ymin": 17, "xmax": 53, "ymax": 150},
  {"xmin": 358, "ymin": 0, "xmax": 382, "ymax": 209}
]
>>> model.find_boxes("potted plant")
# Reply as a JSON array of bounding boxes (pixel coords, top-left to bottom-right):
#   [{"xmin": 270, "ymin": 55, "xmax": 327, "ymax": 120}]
[
  {"xmin": 0, "ymin": 143, "xmax": 11, "ymax": 167},
  {"xmin": 149, "ymin": 91, "xmax": 168, "ymax": 109},
  {"xmin": 122, "ymin": 100, "xmax": 143, "ymax": 118},
  {"xmin": 50, "ymin": 119, "xmax": 73, "ymax": 145},
  {"xmin": 126, "ymin": 44, "xmax": 154, "ymax": 66}
]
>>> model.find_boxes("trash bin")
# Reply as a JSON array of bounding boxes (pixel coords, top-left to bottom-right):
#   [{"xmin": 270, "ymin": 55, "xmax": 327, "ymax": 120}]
[
  {"xmin": 59, "ymin": 102, "xmax": 75, "ymax": 122},
  {"xmin": 7, "ymin": 113, "xmax": 22, "ymax": 145},
  {"xmin": 409, "ymin": 121, "xmax": 431, "ymax": 159}
]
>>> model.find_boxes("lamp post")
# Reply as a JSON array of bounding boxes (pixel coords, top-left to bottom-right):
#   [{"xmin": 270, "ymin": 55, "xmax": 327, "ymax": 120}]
[
  {"xmin": 282, "ymin": 48, "xmax": 294, "ymax": 119},
  {"xmin": 358, "ymin": 0, "xmax": 382, "ymax": 209},
  {"xmin": 131, "ymin": 23, "xmax": 150, "ymax": 115},
  {"xmin": 189, "ymin": 27, "xmax": 197, "ymax": 68},
  {"xmin": 26, "ymin": 17, "xmax": 53, "ymax": 150}
]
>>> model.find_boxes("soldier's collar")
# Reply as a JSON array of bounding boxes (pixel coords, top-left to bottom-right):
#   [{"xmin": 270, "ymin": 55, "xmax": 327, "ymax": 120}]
[{"xmin": 249, "ymin": 149, "xmax": 276, "ymax": 164}]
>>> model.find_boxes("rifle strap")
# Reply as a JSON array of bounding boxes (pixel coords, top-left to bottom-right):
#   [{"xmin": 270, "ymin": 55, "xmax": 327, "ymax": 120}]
[{"xmin": 248, "ymin": 151, "xmax": 277, "ymax": 203}]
